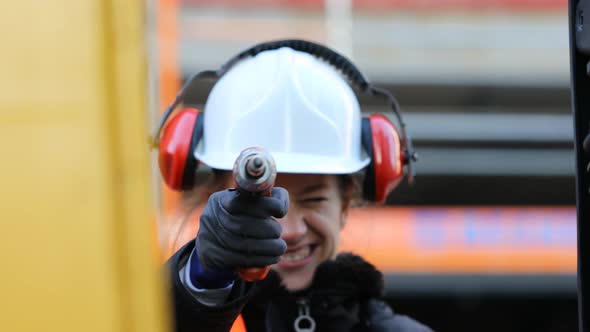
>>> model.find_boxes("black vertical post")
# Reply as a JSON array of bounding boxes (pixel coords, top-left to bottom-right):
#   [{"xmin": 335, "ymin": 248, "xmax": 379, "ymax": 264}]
[{"xmin": 570, "ymin": 1, "xmax": 590, "ymax": 331}]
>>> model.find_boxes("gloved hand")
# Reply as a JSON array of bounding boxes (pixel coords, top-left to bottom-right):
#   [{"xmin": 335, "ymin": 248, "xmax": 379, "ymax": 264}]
[{"xmin": 195, "ymin": 188, "xmax": 289, "ymax": 272}]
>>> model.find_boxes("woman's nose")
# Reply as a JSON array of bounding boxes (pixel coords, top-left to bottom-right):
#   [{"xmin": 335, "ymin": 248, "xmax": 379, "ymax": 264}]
[{"xmin": 276, "ymin": 211, "xmax": 308, "ymax": 244}]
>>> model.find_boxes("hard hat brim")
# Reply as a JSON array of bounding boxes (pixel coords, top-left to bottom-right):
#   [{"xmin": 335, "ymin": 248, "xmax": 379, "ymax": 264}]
[{"xmin": 195, "ymin": 149, "xmax": 371, "ymax": 174}]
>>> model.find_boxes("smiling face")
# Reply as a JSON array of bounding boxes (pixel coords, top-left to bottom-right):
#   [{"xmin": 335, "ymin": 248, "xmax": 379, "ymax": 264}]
[{"xmin": 271, "ymin": 173, "xmax": 352, "ymax": 291}]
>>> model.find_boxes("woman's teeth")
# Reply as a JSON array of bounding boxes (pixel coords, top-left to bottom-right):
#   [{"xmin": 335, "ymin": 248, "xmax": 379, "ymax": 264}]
[{"xmin": 282, "ymin": 246, "xmax": 311, "ymax": 262}]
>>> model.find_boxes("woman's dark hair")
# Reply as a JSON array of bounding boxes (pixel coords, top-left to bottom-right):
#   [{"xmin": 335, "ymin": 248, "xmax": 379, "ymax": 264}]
[{"xmin": 162, "ymin": 169, "xmax": 230, "ymax": 256}]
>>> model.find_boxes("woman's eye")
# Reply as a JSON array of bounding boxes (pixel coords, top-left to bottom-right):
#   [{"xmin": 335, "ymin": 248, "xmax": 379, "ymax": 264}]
[{"xmin": 302, "ymin": 197, "xmax": 327, "ymax": 203}]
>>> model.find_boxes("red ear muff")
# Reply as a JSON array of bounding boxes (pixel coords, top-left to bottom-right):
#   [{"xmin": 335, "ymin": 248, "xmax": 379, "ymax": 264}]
[
  {"xmin": 158, "ymin": 108, "xmax": 204, "ymax": 191},
  {"xmin": 361, "ymin": 114, "xmax": 404, "ymax": 204}
]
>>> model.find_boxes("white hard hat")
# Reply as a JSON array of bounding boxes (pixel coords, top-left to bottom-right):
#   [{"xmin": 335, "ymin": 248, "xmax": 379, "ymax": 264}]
[{"xmin": 194, "ymin": 47, "xmax": 370, "ymax": 174}]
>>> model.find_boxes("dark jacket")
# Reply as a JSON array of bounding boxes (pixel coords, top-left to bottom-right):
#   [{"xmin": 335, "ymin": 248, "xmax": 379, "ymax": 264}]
[{"xmin": 167, "ymin": 241, "xmax": 433, "ymax": 332}]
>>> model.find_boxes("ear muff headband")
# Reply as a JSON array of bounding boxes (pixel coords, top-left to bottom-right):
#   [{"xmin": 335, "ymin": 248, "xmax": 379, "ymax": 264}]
[
  {"xmin": 153, "ymin": 39, "xmax": 417, "ymax": 187},
  {"xmin": 219, "ymin": 39, "xmax": 370, "ymax": 91}
]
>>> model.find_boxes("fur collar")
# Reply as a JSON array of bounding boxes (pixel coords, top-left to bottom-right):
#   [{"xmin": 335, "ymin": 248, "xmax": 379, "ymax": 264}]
[{"xmin": 256, "ymin": 252, "xmax": 384, "ymax": 300}]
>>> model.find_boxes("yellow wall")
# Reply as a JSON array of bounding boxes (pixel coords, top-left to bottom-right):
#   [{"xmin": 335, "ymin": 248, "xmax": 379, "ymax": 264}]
[{"xmin": 0, "ymin": 1, "xmax": 171, "ymax": 331}]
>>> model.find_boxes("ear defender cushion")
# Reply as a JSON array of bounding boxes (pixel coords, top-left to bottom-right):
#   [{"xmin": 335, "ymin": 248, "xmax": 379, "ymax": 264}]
[
  {"xmin": 361, "ymin": 118, "xmax": 376, "ymax": 202},
  {"xmin": 361, "ymin": 114, "xmax": 404, "ymax": 204},
  {"xmin": 158, "ymin": 108, "xmax": 204, "ymax": 191}
]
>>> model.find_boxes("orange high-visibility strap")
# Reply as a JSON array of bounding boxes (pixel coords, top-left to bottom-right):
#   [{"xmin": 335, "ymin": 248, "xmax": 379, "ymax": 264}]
[{"xmin": 230, "ymin": 314, "xmax": 247, "ymax": 332}]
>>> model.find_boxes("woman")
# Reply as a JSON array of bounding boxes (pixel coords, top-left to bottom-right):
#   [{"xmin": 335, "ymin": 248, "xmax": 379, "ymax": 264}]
[{"xmin": 159, "ymin": 40, "xmax": 432, "ymax": 332}]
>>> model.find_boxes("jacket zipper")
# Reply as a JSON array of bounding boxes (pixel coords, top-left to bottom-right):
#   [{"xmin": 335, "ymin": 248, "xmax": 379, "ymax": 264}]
[{"xmin": 293, "ymin": 298, "xmax": 316, "ymax": 332}]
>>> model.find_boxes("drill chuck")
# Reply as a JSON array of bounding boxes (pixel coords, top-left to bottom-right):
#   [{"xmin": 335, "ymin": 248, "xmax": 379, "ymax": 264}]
[
  {"xmin": 245, "ymin": 156, "xmax": 265, "ymax": 179},
  {"xmin": 233, "ymin": 147, "xmax": 277, "ymax": 195}
]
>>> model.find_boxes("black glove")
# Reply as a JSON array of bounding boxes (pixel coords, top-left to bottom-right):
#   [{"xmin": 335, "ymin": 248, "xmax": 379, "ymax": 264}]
[{"xmin": 195, "ymin": 188, "xmax": 289, "ymax": 272}]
